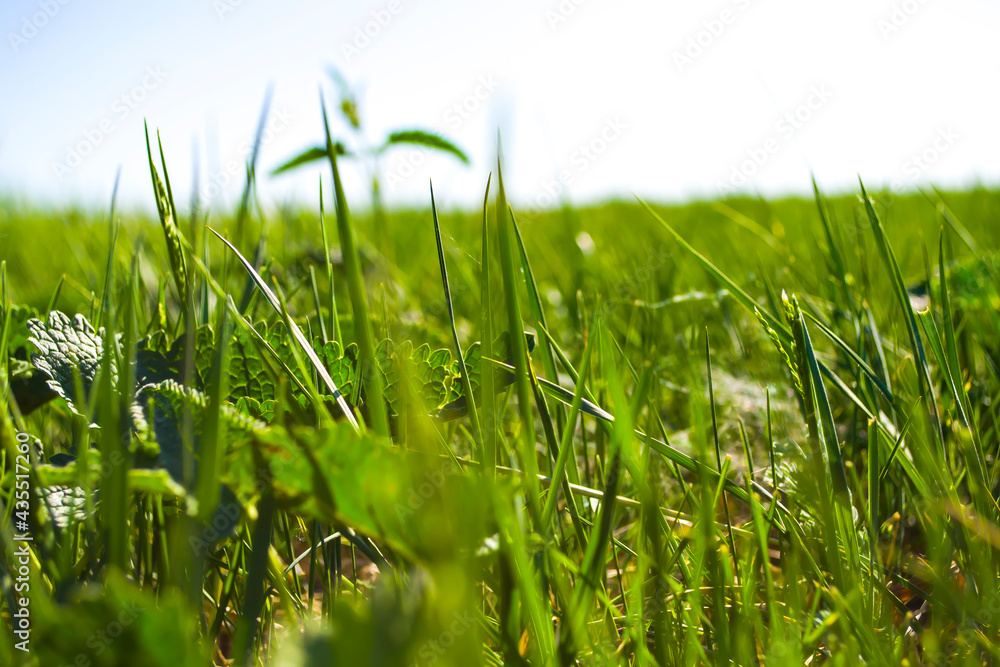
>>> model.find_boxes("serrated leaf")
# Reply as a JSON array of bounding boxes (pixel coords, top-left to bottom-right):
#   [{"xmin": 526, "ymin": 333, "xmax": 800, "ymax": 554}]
[
  {"xmin": 228, "ymin": 324, "xmax": 276, "ymax": 405},
  {"xmin": 135, "ymin": 324, "xmax": 215, "ymax": 390},
  {"xmin": 374, "ymin": 339, "xmax": 404, "ymax": 413},
  {"xmin": 37, "ymin": 484, "xmax": 90, "ymax": 529},
  {"xmin": 235, "ymin": 396, "xmax": 276, "ymax": 422},
  {"xmin": 463, "ymin": 341, "xmax": 482, "ymax": 393},
  {"xmin": 28, "ymin": 311, "xmax": 118, "ymax": 414},
  {"xmin": 412, "ymin": 342, "xmax": 430, "ymax": 364},
  {"xmin": 427, "ymin": 348, "xmax": 452, "ymax": 370}
]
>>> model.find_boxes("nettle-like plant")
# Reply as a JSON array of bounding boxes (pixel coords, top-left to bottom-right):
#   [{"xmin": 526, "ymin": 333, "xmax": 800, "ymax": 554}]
[{"xmin": 272, "ymin": 69, "xmax": 470, "ymax": 247}]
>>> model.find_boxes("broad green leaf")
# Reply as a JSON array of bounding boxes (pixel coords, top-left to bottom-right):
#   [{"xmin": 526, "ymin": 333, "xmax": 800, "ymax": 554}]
[
  {"xmin": 271, "ymin": 143, "xmax": 349, "ymax": 175},
  {"xmin": 225, "ymin": 424, "xmax": 486, "ymax": 562},
  {"xmin": 27, "ymin": 311, "xmax": 118, "ymax": 414},
  {"xmin": 135, "ymin": 324, "xmax": 215, "ymax": 390},
  {"xmin": 382, "ymin": 130, "xmax": 469, "ymax": 164}
]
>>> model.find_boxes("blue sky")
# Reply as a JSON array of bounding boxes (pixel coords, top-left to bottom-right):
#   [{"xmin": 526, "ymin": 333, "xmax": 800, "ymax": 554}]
[{"xmin": 1, "ymin": 0, "xmax": 998, "ymax": 214}]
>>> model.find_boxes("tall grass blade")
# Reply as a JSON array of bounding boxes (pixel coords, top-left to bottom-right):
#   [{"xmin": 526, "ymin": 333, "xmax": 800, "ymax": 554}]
[
  {"xmin": 321, "ymin": 95, "xmax": 388, "ymax": 437},
  {"xmin": 495, "ymin": 151, "xmax": 541, "ymax": 516},
  {"xmin": 859, "ymin": 179, "xmax": 943, "ymax": 450},
  {"xmin": 430, "ymin": 181, "xmax": 482, "ymax": 450}
]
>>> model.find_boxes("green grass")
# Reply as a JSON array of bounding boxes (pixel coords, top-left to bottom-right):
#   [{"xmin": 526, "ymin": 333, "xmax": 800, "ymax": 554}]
[{"xmin": 2, "ymin": 135, "xmax": 1000, "ymax": 666}]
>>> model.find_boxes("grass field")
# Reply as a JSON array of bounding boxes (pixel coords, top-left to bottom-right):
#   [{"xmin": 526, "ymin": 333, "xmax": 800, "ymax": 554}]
[{"xmin": 2, "ymin": 129, "xmax": 1000, "ymax": 665}]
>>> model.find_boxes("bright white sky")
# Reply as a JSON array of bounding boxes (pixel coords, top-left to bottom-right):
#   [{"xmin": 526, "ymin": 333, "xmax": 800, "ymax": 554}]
[{"xmin": 1, "ymin": 0, "xmax": 998, "ymax": 214}]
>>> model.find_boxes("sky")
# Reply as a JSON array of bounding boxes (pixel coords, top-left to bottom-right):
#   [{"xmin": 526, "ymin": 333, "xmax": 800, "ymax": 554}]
[{"xmin": 1, "ymin": 0, "xmax": 998, "ymax": 215}]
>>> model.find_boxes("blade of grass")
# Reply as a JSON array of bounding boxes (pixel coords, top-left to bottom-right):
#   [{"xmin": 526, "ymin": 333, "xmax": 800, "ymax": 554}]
[
  {"xmin": 318, "ymin": 177, "xmax": 343, "ymax": 344},
  {"xmin": 480, "ymin": 174, "xmax": 496, "ymax": 477},
  {"xmin": 495, "ymin": 153, "xmax": 541, "ymax": 520},
  {"xmin": 193, "ymin": 298, "xmax": 231, "ymax": 523},
  {"xmin": 96, "ymin": 170, "xmax": 121, "ymax": 329},
  {"xmin": 321, "ymin": 94, "xmax": 388, "ymax": 437},
  {"xmin": 430, "ymin": 180, "xmax": 483, "ymax": 452},
  {"xmin": 542, "ymin": 308, "xmax": 598, "ymax": 526},
  {"xmin": 560, "ymin": 322, "xmax": 627, "ymax": 663},
  {"xmin": 145, "ymin": 125, "xmax": 190, "ymax": 310},
  {"xmin": 705, "ymin": 331, "xmax": 741, "ymax": 591},
  {"xmin": 859, "ymin": 179, "xmax": 943, "ymax": 451}
]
